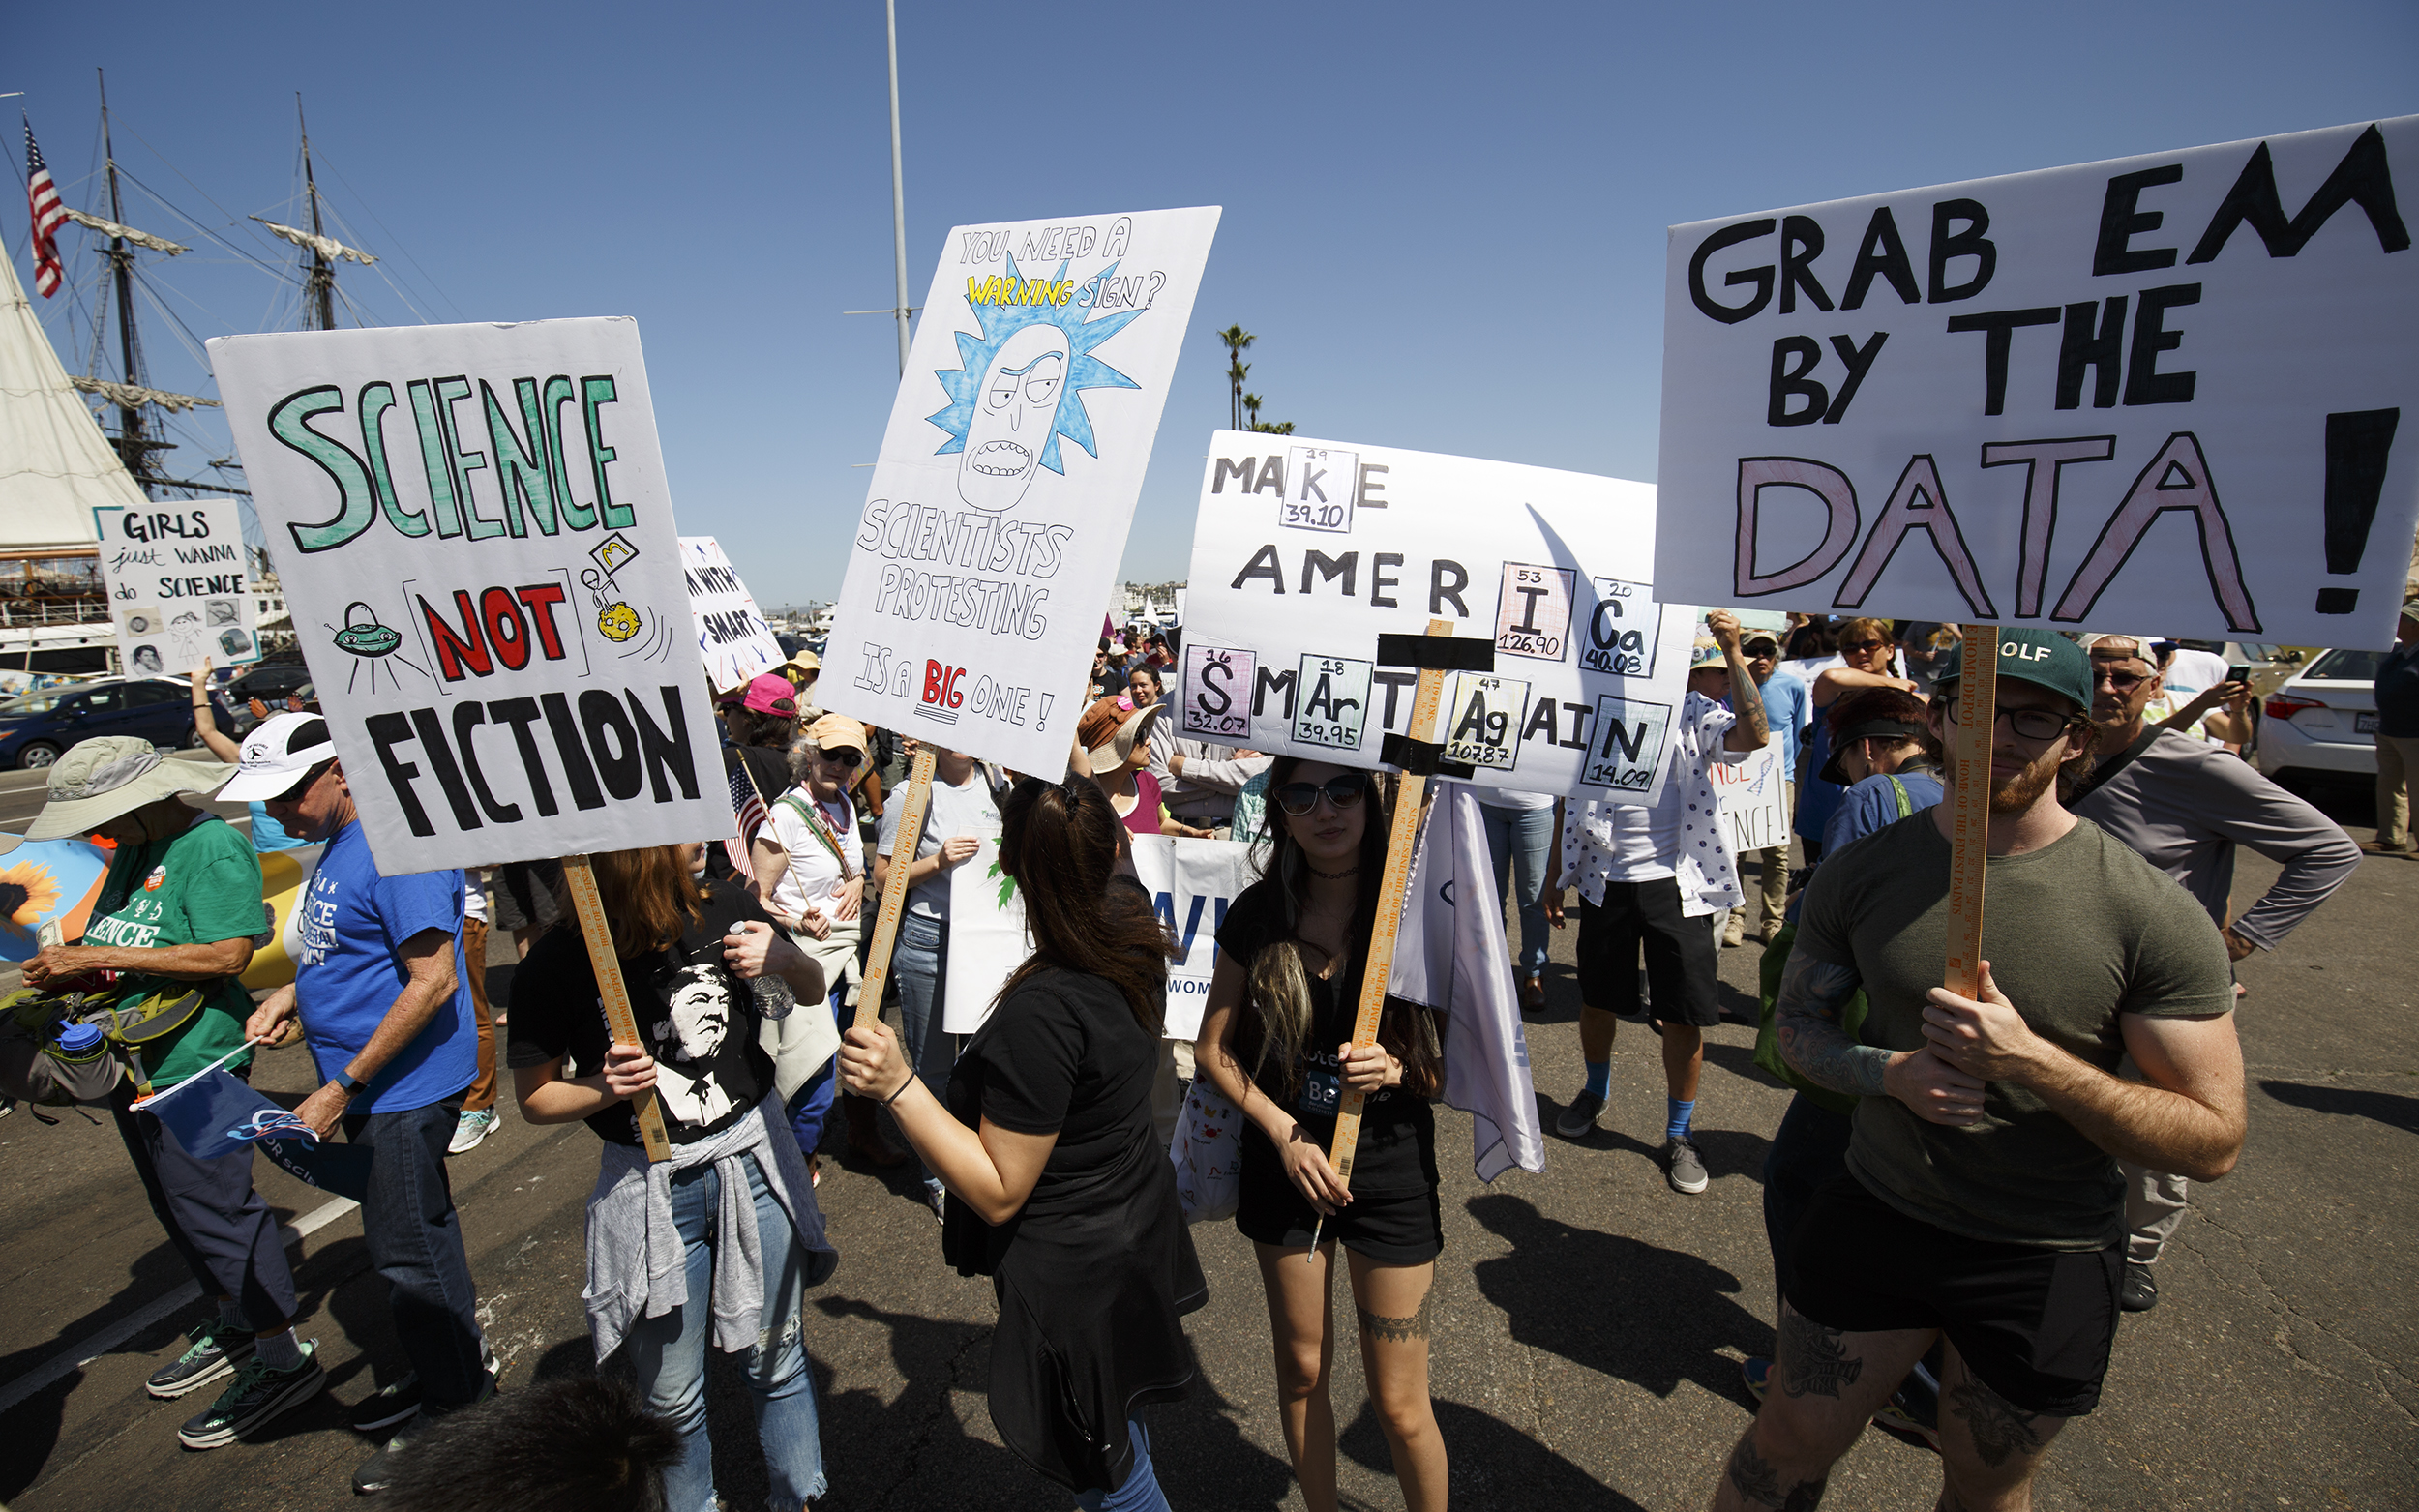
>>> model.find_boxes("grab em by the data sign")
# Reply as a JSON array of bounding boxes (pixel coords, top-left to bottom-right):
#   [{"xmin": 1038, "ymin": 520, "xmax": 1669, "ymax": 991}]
[
  {"xmin": 1653, "ymin": 117, "xmax": 2419, "ymax": 648},
  {"xmin": 209, "ymin": 318, "xmax": 731, "ymax": 874}
]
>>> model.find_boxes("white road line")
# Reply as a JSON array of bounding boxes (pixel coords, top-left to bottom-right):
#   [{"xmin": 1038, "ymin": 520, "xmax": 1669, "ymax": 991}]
[{"xmin": 0, "ymin": 1194, "xmax": 358, "ymax": 1419}]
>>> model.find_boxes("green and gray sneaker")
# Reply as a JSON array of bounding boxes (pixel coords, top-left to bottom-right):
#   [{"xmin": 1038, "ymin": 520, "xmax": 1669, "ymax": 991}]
[
  {"xmin": 178, "ymin": 1340, "xmax": 325, "ymax": 1449},
  {"xmin": 147, "ymin": 1319, "xmax": 255, "ymax": 1400}
]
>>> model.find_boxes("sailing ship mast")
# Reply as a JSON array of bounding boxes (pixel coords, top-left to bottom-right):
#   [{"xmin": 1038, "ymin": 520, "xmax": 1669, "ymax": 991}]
[
  {"xmin": 97, "ymin": 72, "xmax": 159, "ymax": 493},
  {"xmin": 299, "ymin": 96, "xmax": 335, "ymax": 333}
]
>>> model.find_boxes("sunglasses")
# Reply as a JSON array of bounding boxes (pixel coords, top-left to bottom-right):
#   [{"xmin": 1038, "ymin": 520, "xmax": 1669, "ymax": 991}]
[
  {"xmin": 1273, "ymin": 775, "xmax": 1367, "ymax": 815},
  {"xmin": 1942, "ymin": 699, "xmax": 2081, "ymax": 742},
  {"xmin": 269, "ymin": 758, "xmax": 334, "ymax": 804},
  {"xmin": 2093, "ymin": 667, "xmax": 2151, "ymax": 691},
  {"xmin": 811, "ymin": 748, "xmax": 865, "ymax": 769},
  {"xmin": 1840, "ymin": 637, "xmax": 1888, "ymax": 654}
]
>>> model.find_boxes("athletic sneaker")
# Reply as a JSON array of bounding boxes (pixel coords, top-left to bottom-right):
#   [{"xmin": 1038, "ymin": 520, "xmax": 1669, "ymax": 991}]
[
  {"xmin": 1554, "ymin": 1090, "xmax": 1605, "ymax": 1140},
  {"xmin": 2121, "ymin": 1260, "xmax": 2160, "ymax": 1313},
  {"xmin": 1663, "ymin": 1135, "xmax": 1710, "ymax": 1194},
  {"xmin": 1870, "ymin": 1385, "xmax": 1942, "ymax": 1455},
  {"xmin": 349, "ymin": 1372, "xmax": 422, "ymax": 1435},
  {"xmin": 178, "ymin": 1341, "xmax": 325, "ymax": 1449},
  {"xmin": 447, "ymin": 1107, "xmax": 499, "ymax": 1155},
  {"xmin": 353, "ymin": 1378, "xmax": 497, "ymax": 1494},
  {"xmin": 1740, "ymin": 1355, "xmax": 1771, "ymax": 1402},
  {"xmin": 148, "ymin": 1319, "xmax": 254, "ymax": 1399}
]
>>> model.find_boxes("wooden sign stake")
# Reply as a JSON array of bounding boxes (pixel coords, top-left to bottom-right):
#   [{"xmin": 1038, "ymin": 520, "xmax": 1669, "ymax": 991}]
[
  {"xmin": 1308, "ymin": 617, "xmax": 1454, "ymax": 1259},
  {"xmin": 561, "ymin": 852, "xmax": 672, "ymax": 1162},
  {"xmin": 1942, "ymin": 624, "xmax": 1998, "ymax": 999},
  {"xmin": 855, "ymin": 743, "xmax": 939, "ymax": 1031}
]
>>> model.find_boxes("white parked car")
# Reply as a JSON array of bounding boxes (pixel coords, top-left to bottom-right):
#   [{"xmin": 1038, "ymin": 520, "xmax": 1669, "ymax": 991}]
[{"xmin": 2254, "ymin": 648, "xmax": 2385, "ymax": 783}]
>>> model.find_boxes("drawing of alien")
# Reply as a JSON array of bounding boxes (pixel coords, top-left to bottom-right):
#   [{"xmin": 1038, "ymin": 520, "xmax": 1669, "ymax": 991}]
[{"xmin": 928, "ymin": 253, "xmax": 1144, "ymax": 513}]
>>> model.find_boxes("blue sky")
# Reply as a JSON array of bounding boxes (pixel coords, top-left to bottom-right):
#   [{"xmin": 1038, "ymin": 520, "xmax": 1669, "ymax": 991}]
[{"xmin": 14, "ymin": 1, "xmax": 2417, "ymax": 608}]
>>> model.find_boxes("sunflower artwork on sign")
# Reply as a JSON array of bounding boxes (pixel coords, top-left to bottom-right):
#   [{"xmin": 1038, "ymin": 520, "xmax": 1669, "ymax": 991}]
[{"xmin": 0, "ymin": 839, "xmax": 111, "ymax": 963}]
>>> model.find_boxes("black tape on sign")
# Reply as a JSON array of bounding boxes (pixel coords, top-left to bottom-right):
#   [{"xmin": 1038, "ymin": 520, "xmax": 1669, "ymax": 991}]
[
  {"xmin": 1374, "ymin": 634, "xmax": 1496, "ymax": 672},
  {"xmin": 1380, "ymin": 732, "xmax": 1476, "ymax": 779}
]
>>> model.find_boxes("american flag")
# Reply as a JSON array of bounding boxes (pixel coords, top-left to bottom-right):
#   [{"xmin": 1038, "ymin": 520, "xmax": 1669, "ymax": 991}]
[
  {"xmin": 725, "ymin": 753, "xmax": 768, "ymax": 875},
  {"xmin": 22, "ymin": 117, "xmax": 69, "ymax": 299}
]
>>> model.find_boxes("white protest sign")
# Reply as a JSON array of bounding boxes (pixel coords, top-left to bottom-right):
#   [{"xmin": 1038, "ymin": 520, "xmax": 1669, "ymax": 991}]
[
  {"xmin": 1712, "ymin": 733, "xmax": 1791, "ymax": 854},
  {"xmin": 678, "ymin": 535, "xmax": 784, "ymax": 692},
  {"xmin": 1656, "ymin": 117, "xmax": 2419, "ymax": 650},
  {"xmin": 943, "ymin": 833, "xmax": 1256, "ymax": 1038},
  {"xmin": 825, "ymin": 207, "xmax": 1221, "ymax": 773},
  {"xmin": 1181, "ymin": 431, "xmax": 1696, "ymax": 804},
  {"xmin": 93, "ymin": 499, "xmax": 261, "ymax": 676},
  {"xmin": 209, "ymin": 317, "xmax": 730, "ymax": 875}
]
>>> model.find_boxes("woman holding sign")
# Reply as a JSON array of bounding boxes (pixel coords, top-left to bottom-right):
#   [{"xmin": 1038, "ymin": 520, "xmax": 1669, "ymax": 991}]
[
  {"xmin": 838, "ymin": 778, "xmax": 1204, "ymax": 1511},
  {"xmin": 508, "ymin": 843, "xmax": 838, "ymax": 1512},
  {"xmin": 1197, "ymin": 757, "xmax": 1449, "ymax": 1512}
]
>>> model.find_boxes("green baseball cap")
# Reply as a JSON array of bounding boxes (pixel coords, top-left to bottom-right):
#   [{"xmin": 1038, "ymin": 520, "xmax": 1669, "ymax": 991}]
[{"xmin": 1932, "ymin": 628, "xmax": 2093, "ymax": 714}]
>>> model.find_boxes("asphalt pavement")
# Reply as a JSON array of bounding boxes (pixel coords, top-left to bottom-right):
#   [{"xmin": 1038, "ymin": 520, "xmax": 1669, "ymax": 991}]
[{"xmin": 0, "ymin": 776, "xmax": 2411, "ymax": 1509}]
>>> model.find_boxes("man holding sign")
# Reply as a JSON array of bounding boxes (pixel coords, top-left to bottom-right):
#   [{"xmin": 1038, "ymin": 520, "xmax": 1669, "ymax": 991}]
[{"xmin": 1720, "ymin": 632, "xmax": 2244, "ymax": 1512}]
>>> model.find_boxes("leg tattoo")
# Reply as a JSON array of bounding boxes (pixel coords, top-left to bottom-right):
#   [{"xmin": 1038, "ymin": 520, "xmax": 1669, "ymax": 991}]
[
  {"xmin": 1356, "ymin": 1293, "xmax": 1432, "ymax": 1344},
  {"xmin": 1777, "ymin": 1310, "xmax": 1865, "ymax": 1399},
  {"xmin": 1725, "ymin": 1431, "xmax": 1829, "ymax": 1510},
  {"xmin": 1946, "ymin": 1373, "xmax": 2045, "ymax": 1469}
]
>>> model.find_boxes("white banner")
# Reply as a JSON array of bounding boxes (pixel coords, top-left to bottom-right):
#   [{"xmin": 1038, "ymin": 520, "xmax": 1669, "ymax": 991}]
[
  {"xmin": 1181, "ymin": 431, "xmax": 1696, "ymax": 804},
  {"xmin": 1655, "ymin": 116, "xmax": 2419, "ymax": 650},
  {"xmin": 678, "ymin": 535, "xmax": 784, "ymax": 692},
  {"xmin": 825, "ymin": 207, "xmax": 1221, "ymax": 774},
  {"xmin": 943, "ymin": 833, "xmax": 1257, "ymax": 1038},
  {"xmin": 209, "ymin": 317, "xmax": 731, "ymax": 875},
  {"xmin": 1712, "ymin": 733, "xmax": 1791, "ymax": 855},
  {"xmin": 93, "ymin": 499, "xmax": 261, "ymax": 676}
]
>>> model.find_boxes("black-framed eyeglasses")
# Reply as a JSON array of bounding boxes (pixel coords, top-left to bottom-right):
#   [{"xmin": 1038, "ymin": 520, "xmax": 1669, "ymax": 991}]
[
  {"xmin": 1274, "ymin": 776, "xmax": 1367, "ymax": 815},
  {"xmin": 1942, "ymin": 699, "xmax": 2079, "ymax": 742}
]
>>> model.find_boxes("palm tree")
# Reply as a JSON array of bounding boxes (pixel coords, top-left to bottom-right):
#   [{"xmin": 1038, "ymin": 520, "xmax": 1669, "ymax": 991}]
[
  {"xmin": 1242, "ymin": 394, "xmax": 1263, "ymax": 429},
  {"xmin": 1217, "ymin": 325, "xmax": 1255, "ymax": 430}
]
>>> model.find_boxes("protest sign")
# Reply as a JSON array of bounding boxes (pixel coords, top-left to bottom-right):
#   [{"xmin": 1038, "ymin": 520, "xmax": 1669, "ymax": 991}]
[
  {"xmin": 1711, "ymin": 734, "xmax": 1791, "ymax": 855},
  {"xmin": 943, "ymin": 833, "xmax": 1255, "ymax": 1038},
  {"xmin": 824, "ymin": 207, "xmax": 1220, "ymax": 775},
  {"xmin": 1181, "ymin": 432, "xmax": 1696, "ymax": 804},
  {"xmin": 92, "ymin": 497, "xmax": 260, "ymax": 676},
  {"xmin": 1655, "ymin": 116, "xmax": 2419, "ymax": 649},
  {"xmin": 678, "ymin": 536, "xmax": 784, "ymax": 692},
  {"xmin": 209, "ymin": 317, "xmax": 729, "ymax": 876}
]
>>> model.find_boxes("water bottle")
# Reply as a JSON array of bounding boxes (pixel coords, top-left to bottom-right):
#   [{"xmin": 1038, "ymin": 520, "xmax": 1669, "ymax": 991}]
[
  {"xmin": 55, "ymin": 1021, "xmax": 105, "ymax": 1056},
  {"xmin": 729, "ymin": 924, "xmax": 794, "ymax": 1020}
]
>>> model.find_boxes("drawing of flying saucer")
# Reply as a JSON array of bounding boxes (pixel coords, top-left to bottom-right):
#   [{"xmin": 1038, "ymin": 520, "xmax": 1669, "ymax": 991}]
[{"xmin": 332, "ymin": 602, "xmax": 403, "ymax": 658}]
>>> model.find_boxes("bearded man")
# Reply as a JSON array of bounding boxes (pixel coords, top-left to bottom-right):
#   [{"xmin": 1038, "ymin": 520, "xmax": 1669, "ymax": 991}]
[{"xmin": 1709, "ymin": 630, "xmax": 2245, "ymax": 1512}]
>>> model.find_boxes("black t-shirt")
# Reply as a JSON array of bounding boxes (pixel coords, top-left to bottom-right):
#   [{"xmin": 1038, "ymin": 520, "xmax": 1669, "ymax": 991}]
[
  {"xmin": 1214, "ymin": 880, "xmax": 1435, "ymax": 1198},
  {"xmin": 507, "ymin": 878, "xmax": 778, "ymax": 1147},
  {"xmin": 705, "ymin": 744, "xmax": 792, "ymax": 882}
]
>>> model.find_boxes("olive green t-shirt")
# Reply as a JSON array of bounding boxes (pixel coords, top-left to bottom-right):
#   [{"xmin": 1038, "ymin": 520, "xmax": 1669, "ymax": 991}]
[
  {"xmin": 83, "ymin": 813, "xmax": 269, "ymax": 1089},
  {"xmin": 1794, "ymin": 813, "xmax": 2233, "ymax": 1250}
]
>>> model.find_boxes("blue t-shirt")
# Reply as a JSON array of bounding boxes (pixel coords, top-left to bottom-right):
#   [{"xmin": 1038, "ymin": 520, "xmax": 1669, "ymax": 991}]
[
  {"xmin": 1757, "ymin": 669, "xmax": 1810, "ymax": 771},
  {"xmin": 1822, "ymin": 768, "xmax": 1946, "ymax": 860},
  {"xmin": 1796, "ymin": 719, "xmax": 1845, "ymax": 845},
  {"xmin": 248, "ymin": 799, "xmax": 311, "ymax": 852},
  {"xmin": 296, "ymin": 821, "xmax": 475, "ymax": 1113}
]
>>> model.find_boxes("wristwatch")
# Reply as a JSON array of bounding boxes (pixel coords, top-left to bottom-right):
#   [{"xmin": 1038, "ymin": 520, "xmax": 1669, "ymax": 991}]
[{"xmin": 335, "ymin": 1070, "xmax": 371, "ymax": 1097}]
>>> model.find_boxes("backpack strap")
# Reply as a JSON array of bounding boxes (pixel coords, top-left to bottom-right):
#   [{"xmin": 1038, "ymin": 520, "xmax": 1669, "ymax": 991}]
[{"xmin": 1888, "ymin": 774, "xmax": 1914, "ymax": 818}]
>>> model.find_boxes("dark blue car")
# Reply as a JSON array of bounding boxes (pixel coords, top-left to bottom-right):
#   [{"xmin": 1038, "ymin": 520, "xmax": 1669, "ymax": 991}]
[{"xmin": 0, "ymin": 677, "xmax": 227, "ymax": 770}]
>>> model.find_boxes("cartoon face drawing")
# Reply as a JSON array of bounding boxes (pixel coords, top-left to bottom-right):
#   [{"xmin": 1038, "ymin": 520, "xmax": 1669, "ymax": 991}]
[{"xmin": 957, "ymin": 324, "xmax": 1071, "ymax": 511}]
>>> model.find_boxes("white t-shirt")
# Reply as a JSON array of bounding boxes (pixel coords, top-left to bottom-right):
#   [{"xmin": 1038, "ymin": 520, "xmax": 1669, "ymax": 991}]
[
  {"xmin": 877, "ymin": 769, "xmax": 1005, "ymax": 920},
  {"xmin": 767, "ymin": 786, "xmax": 857, "ymax": 923},
  {"xmin": 1562, "ymin": 691, "xmax": 1747, "ymax": 916},
  {"xmin": 1473, "ymin": 786, "xmax": 1556, "ymax": 812},
  {"xmin": 2162, "ymin": 647, "xmax": 2230, "ymax": 697}
]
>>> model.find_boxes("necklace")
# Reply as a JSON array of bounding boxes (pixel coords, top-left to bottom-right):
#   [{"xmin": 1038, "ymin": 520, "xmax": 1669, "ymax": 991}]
[{"xmin": 1310, "ymin": 865, "xmax": 1359, "ymax": 880}]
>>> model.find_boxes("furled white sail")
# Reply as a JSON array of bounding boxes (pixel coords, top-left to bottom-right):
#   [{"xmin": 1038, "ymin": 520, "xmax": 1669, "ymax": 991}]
[
  {"xmin": 71, "ymin": 376, "xmax": 220, "ymax": 412},
  {"xmin": 61, "ymin": 207, "xmax": 188, "ymax": 255},
  {"xmin": 0, "ymin": 248, "xmax": 143, "ymax": 552},
  {"xmin": 254, "ymin": 218, "xmax": 377, "ymax": 265}
]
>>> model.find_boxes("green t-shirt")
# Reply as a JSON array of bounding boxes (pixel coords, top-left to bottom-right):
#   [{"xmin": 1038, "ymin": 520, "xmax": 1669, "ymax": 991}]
[
  {"xmin": 83, "ymin": 813, "xmax": 269, "ymax": 1089},
  {"xmin": 1794, "ymin": 812, "xmax": 2233, "ymax": 1250}
]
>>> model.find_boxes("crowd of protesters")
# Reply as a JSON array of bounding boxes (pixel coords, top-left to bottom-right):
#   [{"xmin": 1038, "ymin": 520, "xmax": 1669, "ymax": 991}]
[{"xmin": 5, "ymin": 588, "xmax": 2408, "ymax": 1511}]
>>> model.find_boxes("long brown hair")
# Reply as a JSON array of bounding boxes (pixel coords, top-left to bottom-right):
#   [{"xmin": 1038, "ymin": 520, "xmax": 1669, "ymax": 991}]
[
  {"xmin": 1239, "ymin": 756, "xmax": 1442, "ymax": 1099},
  {"xmin": 994, "ymin": 778, "xmax": 1179, "ymax": 1031},
  {"xmin": 560, "ymin": 845, "xmax": 706, "ymax": 958}
]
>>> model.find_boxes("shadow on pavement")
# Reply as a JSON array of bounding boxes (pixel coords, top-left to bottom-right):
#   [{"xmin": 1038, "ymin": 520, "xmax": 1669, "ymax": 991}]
[
  {"xmin": 2258, "ymin": 1079, "xmax": 2419, "ymax": 1135},
  {"xmin": 1466, "ymin": 1193, "xmax": 1771, "ymax": 1401},
  {"xmin": 1338, "ymin": 1395, "xmax": 1651, "ymax": 1508}
]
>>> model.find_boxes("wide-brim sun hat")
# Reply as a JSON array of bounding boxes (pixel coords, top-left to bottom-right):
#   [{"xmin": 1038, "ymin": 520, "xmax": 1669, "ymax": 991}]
[
  {"xmin": 1078, "ymin": 697, "xmax": 1160, "ymax": 776},
  {"xmin": 25, "ymin": 736, "xmax": 233, "ymax": 841},
  {"xmin": 216, "ymin": 713, "xmax": 339, "ymax": 803}
]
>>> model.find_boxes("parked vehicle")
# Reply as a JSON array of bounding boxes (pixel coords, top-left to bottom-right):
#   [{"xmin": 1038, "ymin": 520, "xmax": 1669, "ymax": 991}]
[
  {"xmin": 2254, "ymin": 648, "xmax": 2383, "ymax": 785},
  {"xmin": 0, "ymin": 677, "xmax": 229, "ymax": 769},
  {"xmin": 224, "ymin": 659, "xmax": 314, "ymax": 705}
]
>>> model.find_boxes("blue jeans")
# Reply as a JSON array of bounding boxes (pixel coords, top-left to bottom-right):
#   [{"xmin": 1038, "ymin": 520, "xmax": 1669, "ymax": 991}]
[
  {"xmin": 1478, "ymin": 802, "xmax": 1554, "ymax": 978},
  {"xmin": 785, "ymin": 984, "xmax": 846, "ymax": 1156},
  {"xmin": 892, "ymin": 913, "xmax": 956, "ymax": 1189},
  {"xmin": 1073, "ymin": 1418, "xmax": 1169, "ymax": 1512},
  {"xmin": 624, "ymin": 1154, "xmax": 827, "ymax": 1512},
  {"xmin": 344, "ymin": 1096, "xmax": 488, "ymax": 1408}
]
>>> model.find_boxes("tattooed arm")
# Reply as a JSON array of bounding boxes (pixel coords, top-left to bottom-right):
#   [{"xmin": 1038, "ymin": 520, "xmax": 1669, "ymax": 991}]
[{"xmin": 1775, "ymin": 949, "xmax": 1989, "ymax": 1123}]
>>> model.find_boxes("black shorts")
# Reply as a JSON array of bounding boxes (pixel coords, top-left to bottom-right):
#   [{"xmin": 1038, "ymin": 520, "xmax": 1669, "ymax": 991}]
[
  {"xmin": 1786, "ymin": 1173, "xmax": 2123, "ymax": 1419},
  {"xmin": 1574, "ymin": 877, "xmax": 1720, "ymax": 1027},
  {"xmin": 1235, "ymin": 1166, "xmax": 1443, "ymax": 1265}
]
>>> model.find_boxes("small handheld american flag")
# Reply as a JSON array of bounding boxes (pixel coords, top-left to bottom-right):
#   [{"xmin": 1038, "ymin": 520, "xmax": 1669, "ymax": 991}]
[
  {"xmin": 726, "ymin": 753, "xmax": 769, "ymax": 875},
  {"xmin": 22, "ymin": 116, "xmax": 69, "ymax": 299}
]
